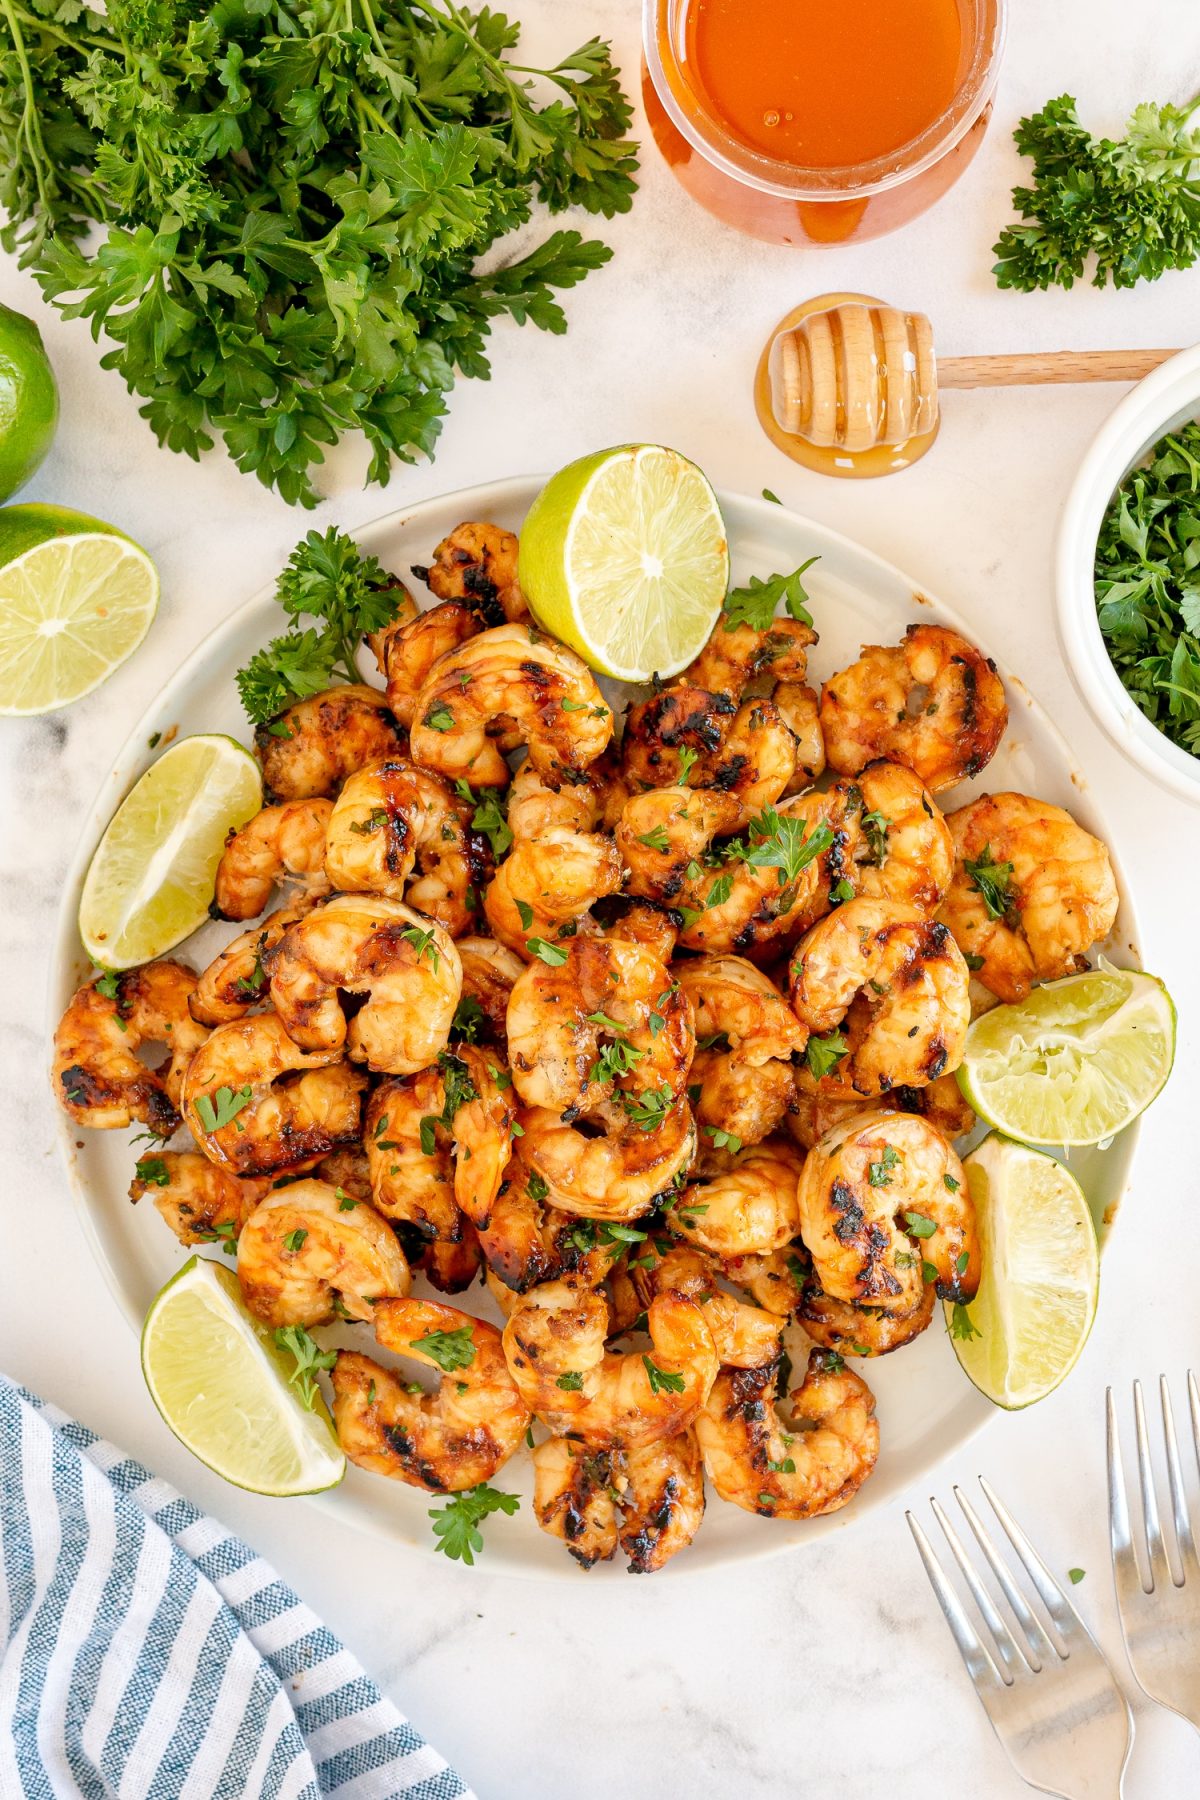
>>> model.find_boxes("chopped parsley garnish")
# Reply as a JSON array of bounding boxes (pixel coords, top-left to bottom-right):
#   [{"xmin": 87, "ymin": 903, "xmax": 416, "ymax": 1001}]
[
  {"xmin": 134, "ymin": 1156, "xmax": 169, "ymax": 1188},
  {"xmin": 704, "ymin": 1126, "xmax": 741, "ymax": 1153},
  {"xmin": 949, "ymin": 1303, "xmax": 981, "ymax": 1342},
  {"xmin": 705, "ymin": 874, "xmax": 733, "ymax": 910},
  {"xmin": 964, "ymin": 845, "xmax": 1017, "ymax": 922},
  {"xmin": 676, "ymin": 746, "xmax": 700, "ymax": 783},
  {"xmin": 1068, "ymin": 1567, "xmax": 1086, "ymax": 1585},
  {"xmin": 527, "ymin": 937, "xmax": 568, "ymax": 966},
  {"xmin": 455, "ymin": 782, "xmax": 513, "ymax": 858},
  {"xmin": 642, "ymin": 1356, "xmax": 685, "ymax": 1396},
  {"xmin": 722, "ymin": 559, "xmax": 819, "ymax": 632},
  {"xmin": 197, "ymin": 1219, "xmax": 239, "ymax": 1256},
  {"xmin": 429, "ymin": 1484, "xmax": 520, "ymax": 1567},
  {"xmin": 423, "ymin": 704, "xmax": 455, "ymax": 732},
  {"xmin": 273, "ymin": 1325, "xmax": 336, "ymax": 1410},
  {"xmin": 867, "ymin": 1145, "xmax": 901, "ymax": 1187},
  {"xmin": 413, "ymin": 1325, "xmax": 476, "ymax": 1372},
  {"xmin": 744, "ymin": 808, "xmax": 834, "ymax": 886},
  {"xmin": 944, "ymin": 1173, "xmax": 961, "ymax": 1192},
  {"xmin": 623, "ymin": 1084, "xmax": 674, "ymax": 1130},
  {"xmin": 283, "ymin": 1228, "xmax": 308, "ymax": 1253},
  {"xmin": 862, "ymin": 810, "xmax": 890, "ymax": 865},
  {"xmin": 805, "ymin": 1030, "xmax": 849, "ymax": 1079},
  {"xmin": 593, "ymin": 1034, "xmax": 646, "ymax": 1084},
  {"xmin": 904, "ymin": 1211, "xmax": 937, "ymax": 1240},
  {"xmin": 195, "ymin": 1084, "xmax": 254, "ymax": 1134},
  {"xmin": 401, "ymin": 924, "xmax": 441, "ymax": 970},
  {"xmin": 349, "ymin": 807, "xmax": 388, "ymax": 836},
  {"xmin": 555, "ymin": 1371, "xmax": 584, "ymax": 1391},
  {"xmin": 450, "ymin": 995, "xmax": 487, "ymax": 1043},
  {"xmin": 527, "ymin": 1172, "xmax": 549, "ymax": 1203},
  {"xmin": 636, "ymin": 825, "xmax": 670, "ymax": 852}
]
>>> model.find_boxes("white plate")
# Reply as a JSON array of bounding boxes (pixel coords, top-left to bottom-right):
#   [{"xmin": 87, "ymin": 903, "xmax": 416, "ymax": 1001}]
[{"xmin": 49, "ymin": 477, "xmax": 1142, "ymax": 1578}]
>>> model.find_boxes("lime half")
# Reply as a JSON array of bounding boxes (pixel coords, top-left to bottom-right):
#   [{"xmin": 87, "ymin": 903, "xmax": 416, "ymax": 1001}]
[
  {"xmin": 0, "ymin": 504, "xmax": 158, "ymax": 714},
  {"xmin": 518, "ymin": 444, "xmax": 729, "ymax": 681},
  {"xmin": 949, "ymin": 1134, "xmax": 1099, "ymax": 1410},
  {"xmin": 141, "ymin": 1258, "xmax": 345, "ymax": 1496},
  {"xmin": 79, "ymin": 733, "xmax": 262, "ymax": 968},
  {"xmin": 957, "ymin": 968, "xmax": 1174, "ymax": 1148},
  {"xmin": 0, "ymin": 302, "xmax": 58, "ymax": 501}
]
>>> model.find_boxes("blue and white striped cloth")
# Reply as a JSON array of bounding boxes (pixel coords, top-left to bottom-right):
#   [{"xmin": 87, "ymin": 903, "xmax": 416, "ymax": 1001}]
[{"xmin": 0, "ymin": 1379, "xmax": 475, "ymax": 1800}]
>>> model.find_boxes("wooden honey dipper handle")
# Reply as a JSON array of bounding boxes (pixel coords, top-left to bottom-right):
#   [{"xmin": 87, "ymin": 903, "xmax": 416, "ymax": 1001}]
[{"xmin": 937, "ymin": 347, "xmax": 1180, "ymax": 388}]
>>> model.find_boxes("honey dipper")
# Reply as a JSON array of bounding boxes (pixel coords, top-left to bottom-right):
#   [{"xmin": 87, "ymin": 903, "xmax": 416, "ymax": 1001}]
[{"xmin": 754, "ymin": 291, "xmax": 1179, "ymax": 479}]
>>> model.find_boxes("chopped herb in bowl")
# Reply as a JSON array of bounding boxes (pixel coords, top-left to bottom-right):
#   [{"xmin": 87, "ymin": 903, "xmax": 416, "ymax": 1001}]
[{"xmin": 1095, "ymin": 420, "xmax": 1200, "ymax": 756}]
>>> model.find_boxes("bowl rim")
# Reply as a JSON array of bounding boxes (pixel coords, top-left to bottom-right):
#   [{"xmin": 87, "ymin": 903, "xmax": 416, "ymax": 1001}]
[{"xmin": 1056, "ymin": 341, "xmax": 1200, "ymax": 804}]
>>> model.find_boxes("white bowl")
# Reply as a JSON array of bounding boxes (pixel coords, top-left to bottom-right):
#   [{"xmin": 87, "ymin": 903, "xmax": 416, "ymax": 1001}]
[{"xmin": 1057, "ymin": 343, "xmax": 1200, "ymax": 803}]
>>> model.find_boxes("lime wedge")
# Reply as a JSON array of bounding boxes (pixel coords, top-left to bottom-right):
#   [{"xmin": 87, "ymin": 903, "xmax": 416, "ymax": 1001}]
[
  {"xmin": 0, "ymin": 504, "xmax": 158, "ymax": 714},
  {"xmin": 956, "ymin": 968, "xmax": 1174, "ymax": 1148},
  {"xmin": 79, "ymin": 733, "xmax": 262, "ymax": 968},
  {"xmin": 0, "ymin": 302, "xmax": 58, "ymax": 502},
  {"xmin": 518, "ymin": 444, "xmax": 729, "ymax": 681},
  {"xmin": 948, "ymin": 1134, "xmax": 1099, "ymax": 1409},
  {"xmin": 141, "ymin": 1257, "xmax": 345, "ymax": 1495}
]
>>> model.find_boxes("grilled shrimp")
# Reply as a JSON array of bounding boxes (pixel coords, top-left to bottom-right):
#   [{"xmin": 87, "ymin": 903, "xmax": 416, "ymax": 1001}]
[
  {"xmin": 847, "ymin": 760, "xmax": 954, "ymax": 915},
  {"xmin": 484, "ymin": 828, "xmax": 623, "ymax": 957},
  {"xmin": 506, "ymin": 934, "xmax": 694, "ymax": 1116},
  {"xmin": 696, "ymin": 1352, "xmax": 879, "ymax": 1519},
  {"xmin": 410, "ymin": 623, "xmax": 613, "ymax": 788},
  {"xmin": 54, "ymin": 962, "xmax": 208, "ymax": 1136},
  {"xmin": 332, "ymin": 1298, "xmax": 530, "ymax": 1492},
  {"xmin": 604, "ymin": 899, "xmax": 679, "ymax": 963},
  {"xmin": 673, "ymin": 1139, "xmax": 806, "ymax": 1258},
  {"xmin": 533, "ymin": 1431, "xmax": 706, "ymax": 1574},
  {"xmin": 314, "ymin": 1143, "xmax": 373, "ymax": 1204},
  {"xmin": 519, "ymin": 1097, "xmax": 697, "ymax": 1223},
  {"xmin": 213, "ymin": 799, "xmax": 332, "ymax": 922},
  {"xmin": 237, "ymin": 1179, "xmax": 410, "ymax": 1327},
  {"xmin": 675, "ymin": 955, "xmax": 806, "ymax": 1063},
  {"xmin": 505, "ymin": 761, "xmax": 605, "ymax": 838},
  {"xmin": 270, "ymin": 896, "xmax": 461, "ymax": 1073},
  {"xmin": 502, "ymin": 1279, "xmax": 717, "ymax": 1446},
  {"xmin": 417, "ymin": 1225, "xmax": 484, "ymax": 1295},
  {"xmin": 370, "ymin": 596, "xmax": 480, "ymax": 726},
  {"xmin": 364, "ymin": 1067, "xmax": 461, "ymax": 1243},
  {"xmin": 939, "ymin": 792, "xmax": 1119, "ymax": 1003},
  {"xmin": 190, "ymin": 904, "xmax": 312, "ymax": 1025},
  {"xmin": 449, "ymin": 1047, "xmax": 518, "ymax": 1227},
  {"xmin": 687, "ymin": 614, "xmax": 818, "ymax": 697},
  {"xmin": 454, "ymin": 936, "xmax": 525, "ymax": 1045},
  {"xmin": 820, "ymin": 624, "xmax": 1007, "ymax": 793},
  {"xmin": 788, "ymin": 898, "xmax": 970, "ymax": 1096},
  {"xmin": 255, "ymin": 685, "xmax": 405, "ymax": 801},
  {"xmin": 776, "ymin": 682, "xmax": 825, "ymax": 792},
  {"xmin": 630, "ymin": 1245, "xmax": 783, "ymax": 1368},
  {"xmin": 788, "ymin": 1066, "xmax": 975, "ymax": 1151},
  {"xmin": 796, "ymin": 1110, "xmax": 978, "ymax": 1309},
  {"xmin": 129, "ymin": 1151, "xmax": 268, "ymax": 1249},
  {"xmin": 688, "ymin": 1050, "xmax": 798, "ymax": 1154},
  {"xmin": 796, "ymin": 1272, "xmax": 936, "ymax": 1358},
  {"xmin": 418, "ymin": 522, "xmax": 528, "ymax": 622},
  {"xmin": 181, "ymin": 1013, "xmax": 366, "ymax": 1175},
  {"xmin": 616, "ymin": 787, "xmax": 742, "ymax": 902},
  {"xmin": 324, "ymin": 760, "xmax": 490, "ymax": 936}
]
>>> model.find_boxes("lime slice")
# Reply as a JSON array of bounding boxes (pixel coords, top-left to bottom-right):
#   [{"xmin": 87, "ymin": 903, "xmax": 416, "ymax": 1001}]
[
  {"xmin": 141, "ymin": 1257, "xmax": 345, "ymax": 1496},
  {"xmin": 948, "ymin": 1134, "xmax": 1099, "ymax": 1409},
  {"xmin": 518, "ymin": 444, "xmax": 729, "ymax": 681},
  {"xmin": 0, "ymin": 302, "xmax": 58, "ymax": 502},
  {"xmin": 957, "ymin": 967, "xmax": 1174, "ymax": 1148},
  {"xmin": 79, "ymin": 733, "xmax": 262, "ymax": 968},
  {"xmin": 0, "ymin": 504, "xmax": 158, "ymax": 714}
]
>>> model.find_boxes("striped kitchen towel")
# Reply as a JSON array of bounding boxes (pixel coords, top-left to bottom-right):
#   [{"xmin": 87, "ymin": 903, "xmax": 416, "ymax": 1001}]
[{"xmin": 0, "ymin": 1378, "xmax": 476, "ymax": 1800}]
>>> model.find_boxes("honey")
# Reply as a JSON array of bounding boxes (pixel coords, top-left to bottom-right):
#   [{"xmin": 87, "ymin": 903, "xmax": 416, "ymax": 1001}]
[{"xmin": 682, "ymin": 0, "xmax": 963, "ymax": 169}]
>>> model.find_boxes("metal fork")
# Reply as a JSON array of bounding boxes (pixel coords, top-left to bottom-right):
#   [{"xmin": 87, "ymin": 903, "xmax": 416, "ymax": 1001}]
[
  {"xmin": 908, "ymin": 1479, "xmax": 1133, "ymax": 1799},
  {"xmin": 1108, "ymin": 1373, "xmax": 1200, "ymax": 1732}
]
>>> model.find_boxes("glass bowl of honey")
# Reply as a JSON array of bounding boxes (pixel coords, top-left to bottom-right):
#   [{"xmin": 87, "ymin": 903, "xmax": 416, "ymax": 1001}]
[{"xmin": 642, "ymin": 0, "xmax": 1008, "ymax": 246}]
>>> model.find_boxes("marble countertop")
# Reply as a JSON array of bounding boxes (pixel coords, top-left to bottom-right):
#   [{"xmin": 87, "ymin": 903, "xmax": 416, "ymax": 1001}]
[{"xmin": 4, "ymin": 1, "xmax": 1200, "ymax": 1794}]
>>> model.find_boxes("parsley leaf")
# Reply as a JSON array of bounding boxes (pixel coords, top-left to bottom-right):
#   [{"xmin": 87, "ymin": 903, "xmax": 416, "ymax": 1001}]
[
  {"xmin": 413, "ymin": 1325, "xmax": 476, "ymax": 1372},
  {"xmin": 964, "ymin": 845, "xmax": 1017, "ymax": 922},
  {"xmin": 805, "ymin": 1030, "xmax": 849, "ymax": 1079},
  {"xmin": 273, "ymin": 1325, "xmax": 337, "ymax": 1410},
  {"xmin": 744, "ymin": 809, "xmax": 833, "ymax": 886},
  {"xmin": 723, "ymin": 559, "xmax": 820, "ymax": 631},
  {"xmin": 949, "ymin": 1302, "xmax": 982, "ymax": 1342},
  {"xmin": 134, "ymin": 1155, "xmax": 169, "ymax": 1188},
  {"xmin": 195, "ymin": 1084, "xmax": 254, "ymax": 1134},
  {"xmin": 428, "ymin": 1483, "xmax": 520, "ymax": 1566},
  {"xmin": 454, "ymin": 781, "xmax": 512, "ymax": 858},
  {"xmin": 904, "ymin": 1210, "xmax": 937, "ymax": 1240},
  {"xmin": 642, "ymin": 1356, "xmax": 685, "ymax": 1396},
  {"xmin": 526, "ymin": 937, "xmax": 568, "ymax": 966}
]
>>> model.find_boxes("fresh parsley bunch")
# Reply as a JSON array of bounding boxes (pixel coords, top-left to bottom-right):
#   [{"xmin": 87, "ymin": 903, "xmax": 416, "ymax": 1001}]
[
  {"xmin": 994, "ymin": 92, "xmax": 1200, "ymax": 290},
  {"xmin": 0, "ymin": 0, "xmax": 637, "ymax": 504}
]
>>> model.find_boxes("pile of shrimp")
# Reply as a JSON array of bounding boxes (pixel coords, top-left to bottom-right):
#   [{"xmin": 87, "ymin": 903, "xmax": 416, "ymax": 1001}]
[{"xmin": 54, "ymin": 520, "xmax": 1121, "ymax": 1573}]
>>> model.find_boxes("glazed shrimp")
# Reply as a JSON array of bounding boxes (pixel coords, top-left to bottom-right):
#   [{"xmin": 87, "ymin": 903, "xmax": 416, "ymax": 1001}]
[
  {"xmin": 796, "ymin": 1110, "xmax": 978, "ymax": 1309},
  {"xmin": 700, "ymin": 697, "xmax": 801, "ymax": 830},
  {"xmin": 519, "ymin": 1097, "xmax": 697, "ymax": 1223},
  {"xmin": 673, "ymin": 1140, "xmax": 806, "ymax": 1258},
  {"xmin": 688, "ymin": 1050, "xmax": 798, "ymax": 1154},
  {"xmin": 314, "ymin": 1143, "xmax": 373, "ymax": 1204},
  {"xmin": 181, "ymin": 1013, "xmax": 366, "ymax": 1175},
  {"xmin": 190, "ymin": 903, "xmax": 312, "ymax": 1025},
  {"xmin": 776, "ymin": 682, "xmax": 825, "ymax": 792},
  {"xmin": 410, "ymin": 623, "xmax": 613, "ymax": 788},
  {"xmin": 213, "ymin": 799, "xmax": 332, "ymax": 922},
  {"xmin": 255, "ymin": 685, "xmax": 405, "ymax": 801},
  {"xmin": 370, "ymin": 597, "xmax": 480, "ymax": 726},
  {"xmin": 820, "ymin": 623, "xmax": 1007, "ymax": 793},
  {"xmin": 788, "ymin": 898, "xmax": 970, "ymax": 1096},
  {"xmin": 54, "ymin": 962, "xmax": 208, "ymax": 1136},
  {"xmin": 796, "ymin": 1271, "xmax": 936, "ymax": 1358},
  {"xmin": 506, "ymin": 934, "xmax": 694, "ymax": 1116},
  {"xmin": 449, "ymin": 1046, "xmax": 518, "ymax": 1227},
  {"xmin": 454, "ymin": 936, "xmax": 525, "ymax": 1045},
  {"xmin": 533, "ymin": 1432, "xmax": 707, "ymax": 1574},
  {"xmin": 675, "ymin": 956, "xmax": 806, "ymax": 1063},
  {"xmin": 129, "ymin": 1150, "xmax": 269, "ymax": 1249},
  {"xmin": 417, "ymin": 1225, "xmax": 484, "ymax": 1295},
  {"xmin": 237, "ymin": 1179, "xmax": 410, "ymax": 1327},
  {"xmin": 483, "ymin": 828, "xmax": 623, "ymax": 957},
  {"xmin": 331, "ymin": 1298, "xmax": 530, "ymax": 1492},
  {"xmin": 505, "ymin": 761, "xmax": 605, "ymax": 839},
  {"xmin": 630, "ymin": 1245, "xmax": 783, "ymax": 1369},
  {"xmin": 615, "ymin": 787, "xmax": 742, "ymax": 904},
  {"xmin": 364, "ymin": 1067, "xmax": 462, "ymax": 1243},
  {"xmin": 502, "ymin": 1279, "xmax": 718, "ymax": 1446},
  {"xmin": 696, "ymin": 1352, "xmax": 879, "ymax": 1519},
  {"xmin": 417, "ymin": 521, "xmax": 528, "ymax": 622},
  {"xmin": 270, "ymin": 897, "xmax": 461, "ymax": 1073},
  {"xmin": 324, "ymin": 760, "xmax": 490, "ymax": 936},
  {"xmin": 939, "ymin": 792, "xmax": 1119, "ymax": 1003},
  {"xmin": 787, "ymin": 1066, "xmax": 975, "ymax": 1151},
  {"xmin": 845, "ymin": 760, "xmax": 954, "ymax": 915}
]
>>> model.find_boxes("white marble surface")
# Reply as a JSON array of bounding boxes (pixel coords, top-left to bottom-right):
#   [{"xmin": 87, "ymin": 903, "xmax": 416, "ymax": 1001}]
[{"xmin": 4, "ymin": 1, "xmax": 1200, "ymax": 1794}]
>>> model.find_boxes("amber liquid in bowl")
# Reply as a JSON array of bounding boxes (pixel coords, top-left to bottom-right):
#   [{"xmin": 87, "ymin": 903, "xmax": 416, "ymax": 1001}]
[{"xmin": 643, "ymin": 0, "xmax": 1000, "ymax": 246}]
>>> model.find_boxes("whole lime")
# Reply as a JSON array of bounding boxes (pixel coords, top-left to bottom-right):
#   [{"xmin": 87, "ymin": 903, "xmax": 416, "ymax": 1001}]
[{"xmin": 0, "ymin": 301, "xmax": 58, "ymax": 500}]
